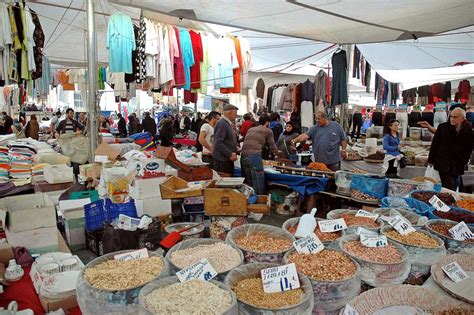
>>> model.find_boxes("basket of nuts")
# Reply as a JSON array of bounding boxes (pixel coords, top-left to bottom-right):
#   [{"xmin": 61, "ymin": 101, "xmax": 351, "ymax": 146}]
[
  {"xmin": 284, "ymin": 248, "xmax": 361, "ymax": 313},
  {"xmin": 424, "ymin": 219, "xmax": 474, "ymax": 255},
  {"xmin": 282, "ymin": 217, "xmax": 344, "ymax": 249},
  {"xmin": 224, "ymin": 262, "xmax": 314, "ymax": 314},
  {"xmin": 373, "ymin": 208, "xmax": 428, "ymax": 227},
  {"xmin": 77, "ymin": 250, "xmax": 169, "ymax": 314},
  {"xmin": 226, "ymin": 224, "xmax": 295, "ymax": 264},
  {"xmin": 326, "ymin": 209, "xmax": 383, "ymax": 234},
  {"xmin": 339, "ymin": 234, "xmax": 410, "ymax": 287}
]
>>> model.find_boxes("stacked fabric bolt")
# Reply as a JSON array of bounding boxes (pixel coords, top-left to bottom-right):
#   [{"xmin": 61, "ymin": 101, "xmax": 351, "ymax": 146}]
[
  {"xmin": 31, "ymin": 163, "xmax": 49, "ymax": 183},
  {"xmin": 0, "ymin": 147, "xmax": 10, "ymax": 183},
  {"xmin": 129, "ymin": 133, "xmax": 155, "ymax": 150}
]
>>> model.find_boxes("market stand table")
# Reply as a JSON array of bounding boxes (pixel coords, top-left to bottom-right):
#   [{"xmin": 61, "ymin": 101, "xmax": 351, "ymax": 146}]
[{"xmin": 171, "ymin": 137, "xmax": 196, "ymax": 147}]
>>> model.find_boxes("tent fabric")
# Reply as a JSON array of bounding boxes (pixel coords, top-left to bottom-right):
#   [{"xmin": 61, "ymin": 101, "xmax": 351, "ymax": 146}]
[{"xmin": 110, "ymin": 0, "xmax": 474, "ymax": 44}]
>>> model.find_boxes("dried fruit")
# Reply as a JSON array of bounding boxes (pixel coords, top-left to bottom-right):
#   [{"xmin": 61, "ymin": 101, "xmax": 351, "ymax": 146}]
[
  {"xmin": 428, "ymin": 223, "xmax": 474, "ymax": 242},
  {"xmin": 433, "ymin": 209, "xmax": 474, "ymax": 224},
  {"xmin": 456, "ymin": 199, "xmax": 474, "ymax": 212}
]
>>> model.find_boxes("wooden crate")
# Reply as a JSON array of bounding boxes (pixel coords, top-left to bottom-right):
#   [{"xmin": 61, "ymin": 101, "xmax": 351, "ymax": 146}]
[
  {"xmin": 204, "ymin": 188, "xmax": 270, "ymax": 216},
  {"xmin": 247, "ymin": 195, "xmax": 270, "ymax": 214},
  {"xmin": 155, "ymin": 146, "xmax": 213, "ymax": 181},
  {"xmin": 159, "ymin": 176, "xmax": 210, "ymax": 199}
]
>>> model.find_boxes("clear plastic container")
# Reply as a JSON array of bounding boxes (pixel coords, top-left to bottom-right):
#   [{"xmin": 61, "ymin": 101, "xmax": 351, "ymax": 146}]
[
  {"xmin": 76, "ymin": 250, "xmax": 169, "ymax": 315},
  {"xmin": 409, "ymin": 127, "xmax": 422, "ymax": 141},
  {"xmin": 224, "ymin": 262, "xmax": 314, "ymax": 315},
  {"xmin": 282, "ymin": 217, "xmax": 345, "ymax": 249},
  {"xmin": 381, "ymin": 226, "xmax": 446, "ymax": 281},
  {"xmin": 373, "ymin": 208, "xmax": 428, "ymax": 227},
  {"xmin": 138, "ymin": 276, "xmax": 238, "ymax": 315},
  {"xmin": 326, "ymin": 209, "xmax": 383, "ymax": 234},
  {"xmin": 226, "ymin": 224, "xmax": 295, "ymax": 263},
  {"xmin": 165, "ymin": 238, "xmax": 244, "ymax": 281},
  {"xmin": 338, "ymin": 235, "xmax": 410, "ymax": 287},
  {"xmin": 421, "ymin": 128, "xmax": 433, "ymax": 141},
  {"xmin": 335, "ymin": 171, "xmax": 353, "ymax": 196},
  {"xmin": 283, "ymin": 249, "xmax": 361, "ymax": 313},
  {"xmin": 424, "ymin": 219, "xmax": 474, "ymax": 255},
  {"xmin": 414, "ymin": 154, "xmax": 429, "ymax": 167},
  {"xmin": 388, "ymin": 179, "xmax": 432, "ymax": 197}
]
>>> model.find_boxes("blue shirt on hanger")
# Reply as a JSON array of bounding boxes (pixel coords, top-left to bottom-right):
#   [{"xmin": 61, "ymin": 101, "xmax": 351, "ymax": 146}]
[
  {"xmin": 179, "ymin": 27, "xmax": 194, "ymax": 90},
  {"xmin": 107, "ymin": 13, "xmax": 135, "ymax": 74}
]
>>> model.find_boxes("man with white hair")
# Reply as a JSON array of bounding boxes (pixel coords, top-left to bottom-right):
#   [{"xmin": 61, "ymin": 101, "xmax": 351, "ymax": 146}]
[{"xmin": 428, "ymin": 107, "xmax": 473, "ymax": 190}]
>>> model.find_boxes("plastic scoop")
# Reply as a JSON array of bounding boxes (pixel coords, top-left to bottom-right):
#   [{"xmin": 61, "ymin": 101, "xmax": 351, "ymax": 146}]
[{"xmin": 160, "ymin": 222, "xmax": 204, "ymax": 249}]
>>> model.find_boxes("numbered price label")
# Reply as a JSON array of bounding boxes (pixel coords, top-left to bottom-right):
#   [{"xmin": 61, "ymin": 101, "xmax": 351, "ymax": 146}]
[
  {"xmin": 293, "ymin": 233, "xmax": 324, "ymax": 254},
  {"xmin": 355, "ymin": 210, "xmax": 379, "ymax": 221},
  {"xmin": 360, "ymin": 234, "xmax": 388, "ymax": 248},
  {"xmin": 318, "ymin": 218, "xmax": 348, "ymax": 232},
  {"xmin": 261, "ymin": 263, "xmax": 300, "ymax": 294},
  {"xmin": 388, "ymin": 215, "xmax": 416, "ymax": 235},
  {"xmin": 176, "ymin": 258, "xmax": 218, "ymax": 283},
  {"xmin": 441, "ymin": 262, "xmax": 470, "ymax": 283},
  {"xmin": 449, "ymin": 221, "xmax": 474, "ymax": 241},
  {"xmin": 114, "ymin": 248, "xmax": 149, "ymax": 261},
  {"xmin": 343, "ymin": 303, "xmax": 360, "ymax": 315},
  {"xmin": 429, "ymin": 195, "xmax": 450, "ymax": 212}
]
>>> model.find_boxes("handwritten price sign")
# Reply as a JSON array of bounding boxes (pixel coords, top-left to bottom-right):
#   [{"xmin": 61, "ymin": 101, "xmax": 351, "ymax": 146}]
[
  {"xmin": 261, "ymin": 263, "xmax": 300, "ymax": 293},
  {"xmin": 293, "ymin": 233, "xmax": 324, "ymax": 254},
  {"xmin": 388, "ymin": 215, "xmax": 415, "ymax": 235},
  {"xmin": 318, "ymin": 218, "xmax": 348, "ymax": 232}
]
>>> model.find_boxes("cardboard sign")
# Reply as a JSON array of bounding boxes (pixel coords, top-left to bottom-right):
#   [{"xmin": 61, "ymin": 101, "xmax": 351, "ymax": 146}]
[
  {"xmin": 261, "ymin": 263, "xmax": 300, "ymax": 293},
  {"xmin": 442, "ymin": 262, "xmax": 470, "ymax": 283},
  {"xmin": 388, "ymin": 215, "xmax": 416, "ymax": 235},
  {"xmin": 355, "ymin": 210, "xmax": 379, "ymax": 221},
  {"xmin": 176, "ymin": 259, "xmax": 217, "ymax": 283},
  {"xmin": 429, "ymin": 195, "xmax": 450, "ymax": 212},
  {"xmin": 114, "ymin": 248, "xmax": 149, "ymax": 261},
  {"xmin": 449, "ymin": 221, "xmax": 474, "ymax": 241},
  {"xmin": 293, "ymin": 233, "xmax": 324, "ymax": 254},
  {"xmin": 360, "ymin": 234, "xmax": 388, "ymax": 248},
  {"xmin": 318, "ymin": 218, "xmax": 348, "ymax": 232}
]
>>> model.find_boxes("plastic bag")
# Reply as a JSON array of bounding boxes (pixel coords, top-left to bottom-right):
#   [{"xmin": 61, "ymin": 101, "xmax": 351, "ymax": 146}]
[
  {"xmin": 388, "ymin": 179, "xmax": 433, "ymax": 197},
  {"xmin": 58, "ymin": 133, "xmax": 90, "ymax": 164},
  {"xmin": 350, "ymin": 175, "xmax": 388, "ymax": 199},
  {"xmin": 138, "ymin": 276, "xmax": 238, "ymax": 315},
  {"xmin": 339, "ymin": 235, "xmax": 410, "ymax": 287},
  {"xmin": 224, "ymin": 262, "xmax": 314, "ymax": 315},
  {"xmin": 326, "ymin": 209, "xmax": 383, "ymax": 234},
  {"xmin": 76, "ymin": 249, "xmax": 169, "ymax": 315},
  {"xmin": 226, "ymin": 224, "xmax": 295, "ymax": 263},
  {"xmin": 424, "ymin": 165, "xmax": 441, "ymax": 183},
  {"xmin": 165, "ymin": 238, "xmax": 244, "ymax": 281},
  {"xmin": 381, "ymin": 196, "xmax": 432, "ymax": 216}
]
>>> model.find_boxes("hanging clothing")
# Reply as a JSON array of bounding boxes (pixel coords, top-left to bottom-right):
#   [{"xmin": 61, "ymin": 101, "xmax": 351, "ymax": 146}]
[
  {"xmin": 402, "ymin": 88, "xmax": 417, "ymax": 105},
  {"xmin": 221, "ymin": 36, "xmax": 242, "ymax": 94},
  {"xmin": 199, "ymin": 34, "xmax": 209, "ymax": 94},
  {"xmin": 107, "ymin": 12, "xmax": 135, "ymax": 74},
  {"xmin": 173, "ymin": 27, "xmax": 185, "ymax": 87},
  {"xmin": 57, "ymin": 70, "xmax": 74, "ymax": 91},
  {"xmin": 417, "ymin": 85, "xmax": 429, "ymax": 105},
  {"xmin": 97, "ymin": 66, "xmax": 106, "ymax": 90},
  {"xmin": 301, "ymin": 79, "xmax": 314, "ymax": 102},
  {"xmin": 239, "ymin": 37, "xmax": 252, "ymax": 95},
  {"xmin": 455, "ymin": 80, "xmax": 471, "ymax": 103},
  {"xmin": 443, "ymin": 81, "xmax": 451, "ymax": 102},
  {"xmin": 331, "ymin": 50, "xmax": 348, "ymax": 106},
  {"xmin": 217, "ymin": 36, "xmax": 239, "ymax": 89},
  {"xmin": 313, "ymin": 70, "xmax": 327, "ymax": 106},
  {"xmin": 178, "ymin": 27, "xmax": 194, "ymax": 90},
  {"xmin": 34, "ymin": 55, "xmax": 51, "ymax": 96},
  {"xmin": 165, "ymin": 24, "xmax": 179, "ymax": 90},
  {"xmin": 125, "ymin": 25, "xmax": 139, "ymax": 83},
  {"xmin": 135, "ymin": 17, "xmax": 146, "ymax": 83},
  {"xmin": 277, "ymin": 85, "xmax": 293, "ymax": 111},
  {"xmin": 159, "ymin": 25, "xmax": 173, "ymax": 85},
  {"xmin": 428, "ymin": 83, "xmax": 445, "ymax": 104},
  {"xmin": 29, "ymin": 9, "xmax": 44, "ymax": 80},
  {"xmin": 364, "ymin": 62, "xmax": 371, "ymax": 92},
  {"xmin": 24, "ymin": 6, "xmax": 35, "ymax": 74},
  {"xmin": 189, "ymin": 30, "xmax": 203, "ymax": 90},
  {"xmin": 301, "ymin": 101, "xmax": 314, "ymax": 130},
  {"xmin": 144, "ymin": 18, "xmax": 159, "ymax": 78},
  {"xmin": 352, "ymin": 46, "xmax": 360, "ymax": 79},
  {"xmin": 107, "ymin": 68, "xmax": 127, "ymax": 99},
  {"xmin": 0, "ymin": 3, "xmax": 12, "ymax": 83}
]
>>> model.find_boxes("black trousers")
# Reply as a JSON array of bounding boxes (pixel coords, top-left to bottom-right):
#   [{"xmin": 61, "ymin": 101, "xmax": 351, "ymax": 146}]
[
  {"xmin": 202, "ymin": 154, "xmax": 214, "ymax": 169},
  {"xmin": 351, "ymin": 113, "xmax": 363, "ymax": 138},
  {"xmin": 439, "ymin": 171, "xmax": 457, "ymax": 191},
  {"xmin": 213, "ymin": 159, "xmax": 234, "ymax": 176},
  {"xmin": 386, "ymin": 159, "xmax": 398, "ymax": 177}
]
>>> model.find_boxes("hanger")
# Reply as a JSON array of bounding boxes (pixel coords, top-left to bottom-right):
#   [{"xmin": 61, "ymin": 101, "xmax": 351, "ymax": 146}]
[{"xmin": 335, "ymin": 45, "xmax": 343, "ymax": 53}]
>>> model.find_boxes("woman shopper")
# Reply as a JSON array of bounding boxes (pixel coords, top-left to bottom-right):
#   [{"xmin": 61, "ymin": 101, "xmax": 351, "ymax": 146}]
[
  {"xmin": 241, "ymin": 114, "xmax": 280, "ymax": 194},
  {"xmin": 25, "ymin": 115, "xmax": 40, "ymax": 140},
  {"xmin": 382, "ymin": 119, "xmax": 401, "ymax": 177},
  {"xmin": 276, "ymin": 121, "xmax": 299, "ymax": 160}
]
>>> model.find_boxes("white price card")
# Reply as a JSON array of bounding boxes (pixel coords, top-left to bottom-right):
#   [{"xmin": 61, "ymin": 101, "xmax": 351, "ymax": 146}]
[
  {"xmin": 355, "ymin": 210, "xmax": 379, "ymax": 221},
  {"xmin": 360, "ymin": 234, "xmax": 388, "ymax": 248},
  {"xmin": 388, "ymin": 215, "xmax": 416, "ymax": 235},
  {"xmin": 429, "ymin": 195, "xmax": 450, "ymax": 212},
  {"xmin": 441, "ymin": 262, "xmax": 470, "ymax": 283},
  {"xmin": 114, "ymin": 248, "xmax": 149, "ymax": 261},
  {"xmin": 293, "ymin": 233, "xmax": 324, "ymax": 254},
  {"xmin": 94, "ymin": 155, "xmax": 109, "ymax": 163},
  {"xmin": 318, "ymin": 218, "xmax": 348, "ymax": 232},
  {"xmin": 176, "ymin": 259, "xmax": 218, "ymax": 283},
  {"xmin": 261, "ymin": 263, "xmax": 300, "ymax": 293},
  {"xmin": 343, "ymin": 303, "xmax": 360, "ymax": 315},
  {"xmin": 449, "ymin": 221, "xmax": 474, "ymax": 241},
  {"xmin": 356, "ymin": 227, "xmax": 378, "ymax": 236}
]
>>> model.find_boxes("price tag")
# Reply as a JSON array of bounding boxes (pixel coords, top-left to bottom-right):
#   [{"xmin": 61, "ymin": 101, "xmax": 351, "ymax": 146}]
[
  {"xmin": 94, "ymin": 155, "xmax": 109, "ymax": 163},
  {"xmin": 261, "ymin": 263, "xmax": 300, "ymax": 293},
  {"xmin": 379, "ymin": 215, "xmax": 393, "ymax": 222},
  {"xmin": 441, "ymin": 262, "xmax": 470, "ymax": 283},
  {"xmin": 388, "ymin": 215, "xmax": 416, "ymax": 235},
  {"xmin": 355, "ymin": 210, "xmax": 379, "ymax": 221},
  {"xmin": 293, "ymin": 233, "xmax": 324, "ymax": 254},
  {"xmin": 318, "ymin": 218, "xmax": 348, "ymax": 232},
  {"xmin": 176, "ymin": 259, "xmax": 218, "ymax": 283},
  {"xmin": 114, "ymin": 248, "xmax": 149, "ymax": 261},
  {"xmin": 360, "ymin": 234, "xmax": 388, "ymax": 247},
  {"xmin": 449, "ymin": 221, "xmax": 474, "ymax": 241},
  {"xmin": 343, "ymin": 304, "xmax": 360, "ymax": 315},
  {"xmin": 356, "ymin": 227, "xmax": 378, "ymax": 236},
  {"xmin": 429, "ymin": 195, "xmax": 450, "ymax": 212}
]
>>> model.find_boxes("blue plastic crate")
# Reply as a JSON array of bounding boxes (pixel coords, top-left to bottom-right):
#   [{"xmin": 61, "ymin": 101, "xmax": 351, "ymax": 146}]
[
  {"xmin": 105, "ymin": 199, "xmax": 138, "ymax": 221},
  {"xmin": 84, "ymin": 200, "xmax": 106, "ymax": 231}
]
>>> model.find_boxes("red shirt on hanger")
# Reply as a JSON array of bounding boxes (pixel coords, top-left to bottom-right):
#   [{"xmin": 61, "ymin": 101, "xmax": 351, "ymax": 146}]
[{"xmin": 189, "ymin": 30, "xmax": 203, "ymax": 90}]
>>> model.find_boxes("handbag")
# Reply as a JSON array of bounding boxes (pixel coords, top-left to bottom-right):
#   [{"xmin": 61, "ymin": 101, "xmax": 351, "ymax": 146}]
[{"xmin": 399, "ymin": 154, "xmax": 408, "ymax": 168}]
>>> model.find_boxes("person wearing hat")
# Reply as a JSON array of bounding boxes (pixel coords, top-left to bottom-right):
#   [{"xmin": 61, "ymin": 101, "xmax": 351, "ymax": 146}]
[{"xmin": 212, "ymin": 104, "xmax": 239, "ymax": 175}]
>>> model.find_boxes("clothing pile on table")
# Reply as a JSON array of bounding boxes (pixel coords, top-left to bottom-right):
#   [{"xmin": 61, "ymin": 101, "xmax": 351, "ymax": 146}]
[{"xmin": 0, "ymin": 146, "xmax": 10, "ymax": 183}]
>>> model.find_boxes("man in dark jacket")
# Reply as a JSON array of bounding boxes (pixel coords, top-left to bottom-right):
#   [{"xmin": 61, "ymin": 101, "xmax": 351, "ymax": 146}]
[
  {"xmin": 212, "ymin": 104, "xmax": 239, "ymax": 175},
  {"xmin": 141, "ymin": 112, "xmax": 157, "ymax": 135},
  {"xmin": 2, "ymin": 112, "xmax": 13, "ymax": 134},
  {"xmin": 428, "ymin": 108, "xmax": 473, "ymax": 190},
  {"xmin": 117, "ymin": 113, "xmax": 127, "ymax": 137},
  {"xmin": 55, "ymin": 108, "xmax": 84, "ymax": 137}
]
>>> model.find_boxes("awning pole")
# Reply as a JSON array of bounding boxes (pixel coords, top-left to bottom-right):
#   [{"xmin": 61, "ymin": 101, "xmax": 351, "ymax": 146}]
[{"xmin": 86, "ymin": 0, "xmax": 98, "ymax": 161}]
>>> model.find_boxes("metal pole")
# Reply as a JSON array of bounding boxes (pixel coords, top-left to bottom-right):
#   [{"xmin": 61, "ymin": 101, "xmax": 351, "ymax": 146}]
[
  {"xmin": 341, "ymin": 44, "xmax": 352, "ymax": 131},
  {"xmin": 86, "ymin": 0, "xmax": 98, "ymax": 162}
]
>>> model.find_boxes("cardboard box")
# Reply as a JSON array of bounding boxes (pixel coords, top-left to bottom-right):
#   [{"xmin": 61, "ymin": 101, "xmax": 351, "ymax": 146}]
[
  {"xmin": 127, "ymin": 158, "xmax": 166, "ymax": 178},
  {"xmin": 79, "ymin": 163, "xmax": 103, "ymax": 179},
  {"xmin": 129, "ymin": 176, "xmax": 169, "ymax": 200},
  {"xmin": 1, "ymin": 193, "xmax": 56, "ymax": 232},
  {"xmin": 0, "ymin": 242, "xmax": 13, "ymax": 265},
  {"xmin": 95, "ymin": 142, "xmax": 120, "ymax": 162},
  {"xmin": 63, "ymin": 209, "xmax": 86, "ymax": 251},
  {"xmin": 6, "ymin": 227, "xmax": 59, "ymax": 254},
  {"xmin": 39, "ymin": 292, "xmax": 78, "ymax": 312},
  {"xmin": 159, "ymin": 176, "xmax": 211, "ymax": 199},
  {"xmin": 135, "ymin": 197, "xmax": 172, "ymax": 217}
]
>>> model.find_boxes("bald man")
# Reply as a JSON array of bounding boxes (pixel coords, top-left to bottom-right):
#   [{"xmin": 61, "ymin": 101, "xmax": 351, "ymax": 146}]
[{"xmin": 428, "ymin": 108, "xmax": 473, "ymax": 190}]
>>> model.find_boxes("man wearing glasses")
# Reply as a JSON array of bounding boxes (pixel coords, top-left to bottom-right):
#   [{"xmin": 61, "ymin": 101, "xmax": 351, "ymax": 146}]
[{"xmin": 290, "ymin": 111, "xmax": 347, "ymax": 171}]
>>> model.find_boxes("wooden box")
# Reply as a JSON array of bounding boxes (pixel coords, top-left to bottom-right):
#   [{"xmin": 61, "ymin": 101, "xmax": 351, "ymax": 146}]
[
  {"xmin": 155, "ymin": 146, "xmax": 213, "ymax": 181},
  {"xmin": 159, "ymin": 176, "xmax": 211, "ymax": 199},
  {"xmin": 204, "ymin": 187, "xmax": 270, "ymax": 216}
]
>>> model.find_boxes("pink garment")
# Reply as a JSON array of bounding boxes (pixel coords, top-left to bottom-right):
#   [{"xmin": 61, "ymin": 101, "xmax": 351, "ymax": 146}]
[
  {"xmin": 173, "ymin": 27, "xmax": 185, "ymax": 87},
  {"xmin": 165, "ymin": 24, "xmax": 179, "ymax": 90}
]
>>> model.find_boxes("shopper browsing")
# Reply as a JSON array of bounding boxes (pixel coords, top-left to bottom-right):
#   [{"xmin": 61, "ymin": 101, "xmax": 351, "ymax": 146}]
[
  {"xmin": 212, "ymin": 104, "xmax": 239, "ymax": 175},
  {"xmin": 382, "ymin": 119, "xmax": 401, "ymax": 177},
  {"xmin": 55, "ymin": 108, "xmax": 84, "ymax": 137},
  {"xmin": 276, "ymin": 121, "xmax": 300, "ymax": 160},
  {"xmin": 290, "ymin": 111, "xmax": 347, "ymax": 171},
  {"xmin": 199, "ymin": 111, "xmax": 221, "ymax": 168}
]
